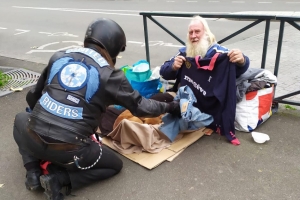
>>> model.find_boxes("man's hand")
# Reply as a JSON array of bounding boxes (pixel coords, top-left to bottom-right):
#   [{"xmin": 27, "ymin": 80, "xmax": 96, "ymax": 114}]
[
  {"xmin": 227, "ymin": 49, "xmax": 245, "ymax": 66},
  {"xmin": 172, "ymin": 55, "xmax": 186, "ymax": 71}
]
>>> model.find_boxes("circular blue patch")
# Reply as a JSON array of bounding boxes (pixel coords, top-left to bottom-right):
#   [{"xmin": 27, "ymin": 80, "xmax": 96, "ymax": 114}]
[{"xmin": 58, "ymin": 62, "xmax": 89, "ymax": 91}]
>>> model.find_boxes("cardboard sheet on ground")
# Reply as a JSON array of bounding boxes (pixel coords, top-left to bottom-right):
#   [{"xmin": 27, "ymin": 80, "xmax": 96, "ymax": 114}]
[{"xmin": 102, "ymin": 127, "xmax": 213, "ymax": 170}]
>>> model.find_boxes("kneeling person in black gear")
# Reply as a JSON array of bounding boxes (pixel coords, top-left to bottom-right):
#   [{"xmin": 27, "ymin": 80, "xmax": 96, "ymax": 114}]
[{"xmin": 13, "ymin": 18, "xmax": 180, "ymax": 200}]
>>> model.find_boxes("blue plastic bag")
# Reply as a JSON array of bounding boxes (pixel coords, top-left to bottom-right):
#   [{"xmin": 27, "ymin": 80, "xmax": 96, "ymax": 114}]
[
  {"xmin": 120, "ymin": 60, "xmax": 162, "ymax": 98},
  {"xmin": 123, "ymin": 60, "xmax": 152, "ymax": 82},
  {"xmin": 131, "ymin": 78, "xmax": 162, "ymax": 98}
]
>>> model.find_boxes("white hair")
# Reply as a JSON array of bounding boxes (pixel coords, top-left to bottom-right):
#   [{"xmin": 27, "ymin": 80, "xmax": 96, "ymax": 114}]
[
  {"xmin": 186, "ymin": 16, "xmax": 217, "ymax": 57},
  {"xmin": 189, "ymin": 16, "xmax": 216, "ymax": 45}
]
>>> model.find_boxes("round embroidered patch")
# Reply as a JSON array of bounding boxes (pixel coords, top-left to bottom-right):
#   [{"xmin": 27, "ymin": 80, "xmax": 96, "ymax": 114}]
[
  {"xmin": 58, "ymin": 62, "xmax": 89, "ymax": 91},
  {"xmin": 185, "ymin": 60, "xmax": 191, "ymax": 69}
]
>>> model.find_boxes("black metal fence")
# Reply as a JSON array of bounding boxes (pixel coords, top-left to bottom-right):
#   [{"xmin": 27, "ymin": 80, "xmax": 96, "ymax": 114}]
[{"xmin": 140, "ymin": 12, "xmax": 300, "ymax": 106}]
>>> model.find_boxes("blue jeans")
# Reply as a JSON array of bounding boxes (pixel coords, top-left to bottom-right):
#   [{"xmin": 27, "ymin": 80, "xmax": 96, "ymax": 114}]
[{"xmin": 160, "ymin": 86, "xmax": 213, "ymax": 141}]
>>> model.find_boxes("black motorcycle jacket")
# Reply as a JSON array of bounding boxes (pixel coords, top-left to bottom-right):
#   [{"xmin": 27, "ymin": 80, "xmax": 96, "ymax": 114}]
[{"xmin": 26, "ymin": 47, "xmax": 171, "ymax": 144}]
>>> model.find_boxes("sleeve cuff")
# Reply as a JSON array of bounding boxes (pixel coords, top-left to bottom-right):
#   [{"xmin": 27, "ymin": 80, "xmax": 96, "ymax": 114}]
[{"xmin": 237, "ymin": 55, "xmax": 246, "ymax": 67}]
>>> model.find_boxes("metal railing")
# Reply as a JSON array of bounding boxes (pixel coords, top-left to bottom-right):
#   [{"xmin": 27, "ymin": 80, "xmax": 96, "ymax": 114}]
[{"xmin": 140, "ymin": 12, "xmax": 300, "ymax": 106}]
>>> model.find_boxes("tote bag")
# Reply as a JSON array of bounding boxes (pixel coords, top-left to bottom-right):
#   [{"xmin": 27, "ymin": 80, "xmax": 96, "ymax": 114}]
[{"xmin": 235, "ymin": 86, "xmax": 274, "ymax": 132}]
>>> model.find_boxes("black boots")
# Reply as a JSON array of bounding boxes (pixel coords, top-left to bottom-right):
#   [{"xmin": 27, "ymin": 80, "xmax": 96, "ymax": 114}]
[
  {"xmin": 40, "ymin": 174, "xmax": 64, "ymax": 200},
  {"xmin": 26, "ymin": 164, "xmax": 71, "ymax": 200},
  {"xmin": 25, "ymin": 169, "xmax": 42, "ymax": 191}
]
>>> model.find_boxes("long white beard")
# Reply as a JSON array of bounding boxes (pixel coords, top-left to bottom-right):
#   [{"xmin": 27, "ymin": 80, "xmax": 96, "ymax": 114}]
[{"xmin": 186, "ymin": 35, "xmax": 210, "ymax": 58}]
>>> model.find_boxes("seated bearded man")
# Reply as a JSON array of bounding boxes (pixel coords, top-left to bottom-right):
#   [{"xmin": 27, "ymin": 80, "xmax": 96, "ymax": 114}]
[
  {"xmin": 160, "ymin": 15, "xmax": 250, "ymax": 92},
  {"xmin": 159, "ymin": 16, "xmax": 250, "ymax": 146}
]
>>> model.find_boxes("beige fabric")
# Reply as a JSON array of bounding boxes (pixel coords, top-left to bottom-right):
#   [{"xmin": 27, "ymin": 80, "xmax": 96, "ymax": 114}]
[
  {"xmin": 107, "ymin": 119, "xmax": 183, "ymax": 154},
  {"xmin": 113, "ymin": 109, "xmax": 163, "ymax": 130},
  {"xmin": 167, "ymin": 91, "xmax": 176, "ymax": 97}
]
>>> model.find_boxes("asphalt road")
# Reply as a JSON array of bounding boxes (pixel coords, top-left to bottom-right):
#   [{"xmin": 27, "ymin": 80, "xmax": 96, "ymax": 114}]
[
  {"xmin": 1, "ymin": 1, "xmax": 300, "ymax": 200},
  {"xmin": 0, "ymin": 0, "xmax": 299, "ymax": 68}
]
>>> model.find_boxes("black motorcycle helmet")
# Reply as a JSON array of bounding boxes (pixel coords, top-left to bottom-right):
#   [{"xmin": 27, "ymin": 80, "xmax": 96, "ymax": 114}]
[{"xmin": 84, "ymin": 18, "xmax": 126, "ymax": 59}]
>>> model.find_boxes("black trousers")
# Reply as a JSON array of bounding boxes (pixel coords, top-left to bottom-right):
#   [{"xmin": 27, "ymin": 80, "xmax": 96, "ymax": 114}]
[{"xmin": 13, "ymin": 112, "xmax": 123, "ymax": 190}]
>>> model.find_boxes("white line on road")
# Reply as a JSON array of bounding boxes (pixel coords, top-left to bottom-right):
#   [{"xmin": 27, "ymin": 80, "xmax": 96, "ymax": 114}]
[
  {"xmin": 12, "ymin": 6, "xmax": 229, "ymax": 20},
  {"xmin": 26, "ymin": 42, "xmax": 82, "ymax": 54},
  {"xmin": 26, "ymin": 50, "xmax": 58, "ymax": 54},
  {"xmin": 39, "ymin": 32, "xmax": 78, "ymax": 37},
  {"xmin": 62, "ymin": 41, "xmax": 83, "ymax": 45},
  {"xmin": 164, "ymin": 43, "xmax": 184, "ymax": 47},
  {"xmin": 128, "ymin": 40, "xmax": 183, "ymax": 48},
  {"xmin": 0, "ymin": 27, "xmax": 7, "ymax": 29},
  {"xmin": 13, "ymin": 6, "xmax": 140, "ymax": 16},
  {"xmin": 39, "ymin": 32, "xmax": 52, "ymax": 34},
  {"xmin": 37, "ymin": 42, "xmax": 60, "ymax": 49},
  {"xmin": 12, "ymin": 6, "xmax": 225, "ymax": 20},
  {"xmin": 26, "ymin": 40, "xmax": 180, "ymax": 54},
  {"xmin": 45, "ymin": 8, "xmax": 139, "ymax": 13},
  {"xmin": 14, "ymin": 29, "xmax": 30, "ymax": 35},
  {"xmin": 128, "ymin": 41, "xmax": 143, "ymax": 44},
  {"xmin": 14, "ymin": 6, "xmax": 190, "ymax": 14},
  {"xmin": 26, "ymin": 46, "xmax": 80, "ymax": 54},
  {"xmin": 12, "ymin": 6, "xmax": 144, "ymax": 13}
]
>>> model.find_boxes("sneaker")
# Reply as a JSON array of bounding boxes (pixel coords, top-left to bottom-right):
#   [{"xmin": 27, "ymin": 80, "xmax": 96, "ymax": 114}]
[
  {"xmin": 40, "ymin": 174, "xmax": 64, "ymax": 200},
  {"xmin": 25, "ymin": 169, "xmax": 42, "ymax": 191}
]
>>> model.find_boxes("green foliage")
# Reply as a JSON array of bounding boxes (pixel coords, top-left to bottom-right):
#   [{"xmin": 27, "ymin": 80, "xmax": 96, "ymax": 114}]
[
  {"xmin": 284, "ymin": 104, "xmax": 296, "ymax": 110},
  {"xmin": 0, "ymin": 70, "xmax": 10, "ymax": 87}
]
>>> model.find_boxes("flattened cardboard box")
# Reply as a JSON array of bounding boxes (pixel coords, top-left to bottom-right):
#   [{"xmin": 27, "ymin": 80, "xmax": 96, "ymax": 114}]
[{"xmin": 102, "ymin": 128, "xmax": 213, "ymax": 170}]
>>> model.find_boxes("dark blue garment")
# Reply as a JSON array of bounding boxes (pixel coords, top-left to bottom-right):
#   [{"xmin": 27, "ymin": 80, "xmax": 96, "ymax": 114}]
[
  {"xmin": 179, "ymin": 53, "xmax": 238, "ymax": 142},
  {"xmin": 159, "ymin": 85, "xmax": 213, "ymax": 142},
  {"xmin": 159, "ymin": 44, "xmax": 250, "ymax": 92}
]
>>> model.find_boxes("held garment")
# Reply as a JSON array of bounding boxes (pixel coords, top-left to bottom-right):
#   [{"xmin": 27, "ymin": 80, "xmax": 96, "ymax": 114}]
[
  {"xmin": 159, "ymin": 85, "xmax": 213, "ymax": 142},
  {"xmin": 159, "ymin": 44, "xmax": 250, "ymax": 93},
  {"xmin": 180, "ymin": 53, "xmax": 239, "ymax": 143}
]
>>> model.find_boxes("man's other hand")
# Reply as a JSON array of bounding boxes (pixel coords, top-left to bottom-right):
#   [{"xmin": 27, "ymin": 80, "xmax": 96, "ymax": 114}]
[{"xmin": 228, "ymin": 49, "xmax": 245, "ymax": 66}]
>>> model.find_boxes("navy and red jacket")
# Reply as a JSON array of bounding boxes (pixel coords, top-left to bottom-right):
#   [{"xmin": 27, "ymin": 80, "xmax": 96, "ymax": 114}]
[
  {"xmin": 160, "ymin": 44, "xmax": 250, "ymax": 91},
  {"xmin": 182, "ymin": 53, "xmax": 239, "ymax": 144}
]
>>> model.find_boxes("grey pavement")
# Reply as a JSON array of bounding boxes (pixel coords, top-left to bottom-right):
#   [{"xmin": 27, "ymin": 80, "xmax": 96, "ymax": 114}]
[{"xmin": 1, "ymin": 15, "xmax": 300, "ymax": 200}]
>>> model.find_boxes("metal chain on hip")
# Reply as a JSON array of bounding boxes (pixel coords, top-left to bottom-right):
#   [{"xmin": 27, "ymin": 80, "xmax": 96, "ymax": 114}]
[{"xmin": 73, "ymin": 136, "xmax": 102, "ymax": 170}]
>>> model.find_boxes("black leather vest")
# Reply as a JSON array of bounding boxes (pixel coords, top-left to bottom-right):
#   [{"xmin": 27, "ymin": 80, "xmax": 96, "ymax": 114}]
[{"xmin": 28, "ymin": 48, "xmax": 113, "ymax": 144}]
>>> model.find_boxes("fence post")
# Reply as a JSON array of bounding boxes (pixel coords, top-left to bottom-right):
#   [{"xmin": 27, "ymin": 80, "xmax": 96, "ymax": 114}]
[
  {"xmin": 261, "ymin": 19, "xmax": 270, "ymax": 69},
  {"xmin": 274, "ymin": 20, "xmax": 285, "ymax": 77},
  {"xmin": 143, "ymin": 15, "xmax": 150, "ymax": 65}
]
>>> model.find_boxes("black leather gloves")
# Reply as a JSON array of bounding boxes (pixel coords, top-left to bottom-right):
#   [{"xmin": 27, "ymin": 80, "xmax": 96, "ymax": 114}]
[{"xmin": 167, "ymin": 100, "xmax": 181, "ymax": 117}]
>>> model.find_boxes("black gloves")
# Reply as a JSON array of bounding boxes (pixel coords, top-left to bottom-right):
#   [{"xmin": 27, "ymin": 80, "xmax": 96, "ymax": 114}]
[{"xmin": 167, "ymin": 100, "xmax": 181, "ymax": 117}]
